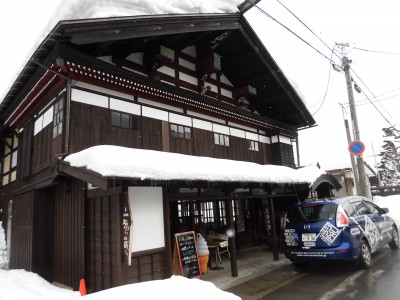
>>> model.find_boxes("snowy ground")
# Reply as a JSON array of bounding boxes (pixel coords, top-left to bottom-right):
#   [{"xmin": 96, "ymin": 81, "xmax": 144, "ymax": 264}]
[{"xmin": 1, "ymin": 194, "xmax": 400, "ymax": 300}]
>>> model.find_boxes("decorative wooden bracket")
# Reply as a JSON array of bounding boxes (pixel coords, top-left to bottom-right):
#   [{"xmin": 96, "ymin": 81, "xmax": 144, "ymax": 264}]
[
  {"xmin": 197, "ymin": 52, "xmax": 221, "ymax": 95},
  {"xmin": 144, "ymin": 45, "xmax": 175, "ymax": 80},
  {"xmin": 233, "ymin": 85, "xmax": 257, "ymax": 109}
]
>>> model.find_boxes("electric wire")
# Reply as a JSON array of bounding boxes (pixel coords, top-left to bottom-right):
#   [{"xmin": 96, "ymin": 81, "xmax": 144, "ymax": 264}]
[
  {"xmin": 311, "ymin": 47, "xmax": 335, "ymax": 116},
  {"xmin": 249, "ymin": 0, "xmax": 400, "ymax": 126},
  {"xmin": 353, "ymin": 91, "xmax": 400, "ymax": 106},
  {"xmin": 353, "ymin": 47, "xmax": 400, "ymax": 55},
  {"xmin": 354, "ymin": 93, "xmax": 400, "ymax": 106},
  {"xmin": 247, "ymin": 0, "xmax": 334, "ymax": 63},
  {"xmin": 350, "ymin": 68, "xmax": 400, "ymax": 134},
  {"xmin": 271, "ymin": 0, "xmax": 400, "ymax": 127},
  {"xmin": 274, "ymin": 0, "xmax": 343, "ymax": 62}
]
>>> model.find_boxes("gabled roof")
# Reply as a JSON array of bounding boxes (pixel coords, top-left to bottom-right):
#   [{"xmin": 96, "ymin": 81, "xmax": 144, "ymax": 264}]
[{"xmin": 0, "ymin": 10, "xmax": 315, "ymax": 131}]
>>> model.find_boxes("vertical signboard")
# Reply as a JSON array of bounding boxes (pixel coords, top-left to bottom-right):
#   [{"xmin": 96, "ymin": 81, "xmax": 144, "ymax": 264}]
[{"xmin": 122, "ymin": 192, "xmax": 132, "ymax": 265}]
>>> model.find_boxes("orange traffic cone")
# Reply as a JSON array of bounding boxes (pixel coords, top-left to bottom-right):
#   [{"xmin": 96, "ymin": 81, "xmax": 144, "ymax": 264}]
[{"xmin": 79, "ymin": 278, "xmax": 87, "ymax": 296}]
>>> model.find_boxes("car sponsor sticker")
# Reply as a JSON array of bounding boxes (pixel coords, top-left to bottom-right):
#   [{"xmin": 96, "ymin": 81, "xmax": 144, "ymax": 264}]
[
  {"xmin": 303, "ymin": 242, "xmax": 316, "ymax": 247},
  {"xmin": 364, "ymin": 216, "xmax": 381, "ymax": 251},
  {"xmin": 291, "ymin": 251, "xmax": 334, "ymax": 258},
  {"xmin": 284, "ymin": 229, "xmax": 298, "ymax": 246},
  {"xmin": 317, "ymin": 222, "xmax": 340, "ymax": 245}
]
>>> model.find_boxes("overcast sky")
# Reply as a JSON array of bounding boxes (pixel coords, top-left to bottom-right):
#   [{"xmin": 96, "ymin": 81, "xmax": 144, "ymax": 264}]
[{"xmin": 1, "ymin": 0, "xmax": 400, "ymax": 171}]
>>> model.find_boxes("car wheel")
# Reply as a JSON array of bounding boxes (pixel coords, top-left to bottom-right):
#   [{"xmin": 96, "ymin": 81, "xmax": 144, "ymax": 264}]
[
  {"xmin": 389, "ymin": 227, "xmax": 400, "ymax": 250},
  {"xmin": 358, "ymin": 240, "xmax": 371, "ymax": 268}
]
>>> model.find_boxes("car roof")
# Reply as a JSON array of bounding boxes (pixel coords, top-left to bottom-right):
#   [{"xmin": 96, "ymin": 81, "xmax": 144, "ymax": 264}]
[{"xmin": 296, "ymin": 196, "xmax": 367, "ymax": 206}]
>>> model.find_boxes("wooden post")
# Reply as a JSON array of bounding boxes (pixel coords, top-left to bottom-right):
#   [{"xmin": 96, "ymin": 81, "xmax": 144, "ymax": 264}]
[
  {"xmin": 163, "ymin": 187, "xmax": 172, "ymax": 278},
  {"xmin": 225, "ymin": 198, "xmax": 238, "ymax": 277}
]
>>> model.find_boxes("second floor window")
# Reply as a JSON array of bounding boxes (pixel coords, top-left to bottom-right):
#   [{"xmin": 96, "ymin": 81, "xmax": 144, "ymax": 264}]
[
  {"xmin": 170, "ymin": 124, "xmax": 191, "ymax": 140},
  {"xmin": 2, "ymin": 133, "xmax": 18, "ymax": 186},
  {"xmin": 53, "ymin": 98, "xmax": 64, "ymax": 138},
  {"xmin": 111, "ymin": 111, "xmax": 140, "ymax": 130},
  {"xmin": 247, "ymin": 140, "xmax": 259, "ymax": 151},
  {"xmin": 214, "ymin": 133, "xmax": 229, "ymax": 146}
]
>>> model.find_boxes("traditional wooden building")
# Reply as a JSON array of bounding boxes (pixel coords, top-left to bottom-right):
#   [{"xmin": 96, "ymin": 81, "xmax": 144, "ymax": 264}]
[{"xmin": 0, "ymin": 2, "xmax": 318, "ymax": 293}]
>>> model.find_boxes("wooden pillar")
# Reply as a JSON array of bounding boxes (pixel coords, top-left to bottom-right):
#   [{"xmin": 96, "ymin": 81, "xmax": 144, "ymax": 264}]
[
  {"xmin": 163, "ymin": 187, "xmax": 172, "ymax": 278},
  {"xmin": 225, "ymin": 198, "xmax": 238, "ymax": 277}
]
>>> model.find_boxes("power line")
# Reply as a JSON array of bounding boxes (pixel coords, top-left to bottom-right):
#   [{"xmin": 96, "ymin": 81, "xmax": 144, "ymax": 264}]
[
  {"xmin": 354, "ymin": 92, "xmax": 400, "ymax": 106},
  {"xmin": 353, "ymin": 47, "xmax": 400, "ymax": 55},
  {"xmin": 248, "ymin": 0, "xmax": 334, "ymax": 63},
  {"xmin": 311, "ymin": 47, "xmax": 335, "ymax": 116},
  {"xmin": 274, "ymin": 0, "xmax": 343, "ymax": 62},
  {"xmin": 249, "ymin": 0, "xmax": 400, "ymax": 129},
  {"xmin": 350, "ymin": 67, "xmax": 400, "ymax": 134}
]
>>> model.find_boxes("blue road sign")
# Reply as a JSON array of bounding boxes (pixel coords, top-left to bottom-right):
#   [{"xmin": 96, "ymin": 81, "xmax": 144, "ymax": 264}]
[{"xmin": 348, "ymin": 140, "xmax": 365, "ymax": 156}]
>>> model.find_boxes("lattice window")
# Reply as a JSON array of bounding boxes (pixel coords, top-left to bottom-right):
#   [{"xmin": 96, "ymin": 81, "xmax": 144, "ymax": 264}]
[
  {"xmin": 214, "ymin": 133, "xmax": 229, "ymax": 146},
  {"xmin": 247, "ymin": 140, "xmax": 259, "ymax": 151},
  {"xmin": 170, "ymin": 124, "xmax": 191, "ymax": 140},
  {"xmin": 111, "ymin": 111, "xmax": 140, "ymax": 130},
  {"xmin": 53, "ymin": 98, "xmax": 64, "ymax": 138},
  {"xmin": 2, "ymin": 134, "xmax": 18, "ymax": 186}
]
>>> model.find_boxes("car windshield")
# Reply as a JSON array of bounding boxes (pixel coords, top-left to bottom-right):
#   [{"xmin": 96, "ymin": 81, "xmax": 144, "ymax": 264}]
[{"xmin": 286, "ymin": 203, "xmax": 337, "ymax": 224}]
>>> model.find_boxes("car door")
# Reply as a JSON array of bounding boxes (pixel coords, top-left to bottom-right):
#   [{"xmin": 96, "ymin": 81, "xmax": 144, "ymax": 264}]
[
  {"xmin": 350, "ymin": 199, "xmax": 381, "ymax": 252},
  {"xmin": 364, "ymin": 201, "xmax": 392, "ymax": 247}
]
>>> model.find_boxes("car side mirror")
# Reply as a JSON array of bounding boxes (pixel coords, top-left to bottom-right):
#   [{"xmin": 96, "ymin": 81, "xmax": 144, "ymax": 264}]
[{"xmin": 380, "ymin": 207, "xmax": 389, "ymax": 214}]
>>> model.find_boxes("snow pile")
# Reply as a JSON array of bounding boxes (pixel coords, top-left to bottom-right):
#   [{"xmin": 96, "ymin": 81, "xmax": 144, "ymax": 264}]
[
  {"xmin": 64, "ymin": 145, "xmax": 324, "ymax": 184},
  {"xmin": 0, "ymin": 222, "xmax": 7, "ymax": 269},
  {"xmin": 0, "ymin": 269, "xmax": 79, "ymax": 300},
  {"xmin": 83, "ymin": 276, "xmax": 239, "ymax": 300},
  {"xmin": 374, "ymin": 195, "xmax": 400, "ymax": 228},
  {"xmin": 0, "ymin": 272, "xmax": 238, "ymax": 300}
]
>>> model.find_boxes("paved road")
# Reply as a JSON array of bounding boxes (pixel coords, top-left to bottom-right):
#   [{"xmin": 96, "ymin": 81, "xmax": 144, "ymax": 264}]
[{"xmin": 227, "ymin": 246, "xmax": 400, "ymax": 300}]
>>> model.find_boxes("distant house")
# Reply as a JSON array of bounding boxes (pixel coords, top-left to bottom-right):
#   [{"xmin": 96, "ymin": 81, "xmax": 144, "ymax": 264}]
[
  {"xmin": 0, "ymin": 1, "xmax": 318, "ymax": 292},
  {"xmin": 325, "ymin": 162, "xmax": 376, "ymax": 198}
]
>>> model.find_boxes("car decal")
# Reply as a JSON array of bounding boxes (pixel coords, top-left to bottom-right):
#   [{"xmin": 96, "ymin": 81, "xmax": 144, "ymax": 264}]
[
  {"xmin": 316, "ymin": 222, "xmax": 341, "ymax": 246},
  {"xmin": 349, "ymin": 215, "xmax": 391, "ymax": 252},
  {"xmin": 364, "ymin": 216, "xmax": 381, "ymax": 251}
]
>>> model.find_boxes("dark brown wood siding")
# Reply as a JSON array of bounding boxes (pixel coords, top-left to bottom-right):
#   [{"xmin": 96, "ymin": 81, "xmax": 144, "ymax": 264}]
[
  {"xmin": 86, "ymin": 193, "xmax": 122, "ymax": 293},
  {"xmin": 32, "ymin": 123, "xmax": 53, "ymax": 171},
  {"xmin": 141, "ymin": 117, "xmax": 163, "ymax": 151},
  {"xmin": 69, "ymin": 102, "xmax": 110, "ymax": 153},
  {"xmin": 9, "ymin": 191, "xmax": 34, "ymax": 270},
  {"xmin": 230, "ymin": 136, "xmax": 249, "ymax": 161},
  {"xmin": 271, "ymin": 143, "xmax": 295, "ymax": 167},
  {"xmin": 32, "ymin": 188, "xmax": 55, "ymax": 282},
  {"xmin": 169, "ymin": 136, "xmax": 193, "ymax": 155},
  {"xmin": 259, "ymin": 142, "xmax": 272, "ymax": 165},
  {"xmin": 127, "ymin": 250, "xmax": 165, "ymax": 283},
  {"xmin": 53, "ymin": 180, "xmax": 85, "ymax": 290},
  {"xmin": 192, "ymin": 128, "xmax": 213, "ymax": 157}
]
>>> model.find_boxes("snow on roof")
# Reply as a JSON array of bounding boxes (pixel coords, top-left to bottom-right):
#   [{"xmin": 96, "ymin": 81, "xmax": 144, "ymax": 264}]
[
  {"xmin": 1, "ymin": 0, "xmax": 243, "ymax": 101},
  {"xmin": 64, "ymin": 145, "xmax": 324, "ymax": 184},
  {"xmin": 52, "ymin": 0, "xmax": 243, "ymax": 22}
]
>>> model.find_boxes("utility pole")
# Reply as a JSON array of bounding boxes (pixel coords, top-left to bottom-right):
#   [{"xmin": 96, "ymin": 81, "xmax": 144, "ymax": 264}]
[
  {"xmin": 339, "ymin": 103, "xmax": 360, "ymax": 194},
  {"xmin": 341, "ymin": 56, "xmax": 370, "ymax": 198}
]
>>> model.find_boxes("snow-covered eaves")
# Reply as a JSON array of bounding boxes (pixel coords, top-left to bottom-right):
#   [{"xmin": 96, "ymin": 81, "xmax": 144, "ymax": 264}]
[{"xmin": 61, "ymin": 145, "xmax": 324, "ymax": 190}]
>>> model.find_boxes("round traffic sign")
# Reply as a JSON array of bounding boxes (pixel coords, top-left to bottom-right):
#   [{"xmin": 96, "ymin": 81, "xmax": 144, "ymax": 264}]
[{"xmin": 348, "ymin": 140, "xmax": 365, "ymax": 156}]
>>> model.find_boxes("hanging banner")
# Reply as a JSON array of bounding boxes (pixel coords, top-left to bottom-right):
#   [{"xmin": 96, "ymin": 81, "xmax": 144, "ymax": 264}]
[{"xmin": 122, "ymin": 192, "xmax": 133, "ymax": 265}]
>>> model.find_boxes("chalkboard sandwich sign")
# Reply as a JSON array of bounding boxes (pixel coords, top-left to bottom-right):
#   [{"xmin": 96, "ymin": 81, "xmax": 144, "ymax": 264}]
[{"xmin": 173, "ymin": 231, "xmax": 201, "ymax": 279}]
